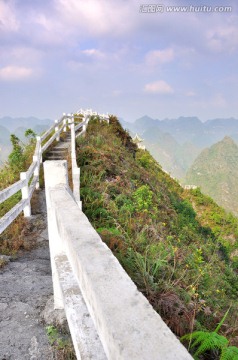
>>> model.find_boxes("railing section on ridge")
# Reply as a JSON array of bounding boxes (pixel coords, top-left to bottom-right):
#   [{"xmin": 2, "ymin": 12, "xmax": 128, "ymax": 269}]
[
  {"xmin": 0, "ymin": 109, "xmax": 109, "ymax": 234},
  {"xmin": 0, "ymin": 109, "xmax": 192, "ymax": 359}
]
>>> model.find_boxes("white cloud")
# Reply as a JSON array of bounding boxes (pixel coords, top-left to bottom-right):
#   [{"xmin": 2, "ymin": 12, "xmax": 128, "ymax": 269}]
[
  {"xmin": 82, "ymin": 49, "xmax": 105, "ymax": 58},
  {"xmin": 0, "ymin": 1, "xmax": 19, "ymax": 32},
  {"xmin": 35, "ymin": 14, "xmax": 53, "ymax": 32},
  {"xmin": 144, "ymin": 80, "xmax": 174, "ymax": 94},
  {"xmin": 146, "ymin": 48, "xmax": 175, "ymax": 66},
  {"xmin": 0, "ymin": 66, "xmax": 33, "ymax": 81},
  {"xmin": 207, "ymin": 25, "xmax": 238, "ymax": 53},
  {"xmin": 54, "ymin": 0, "xmax": 137, "ymax": 37}
]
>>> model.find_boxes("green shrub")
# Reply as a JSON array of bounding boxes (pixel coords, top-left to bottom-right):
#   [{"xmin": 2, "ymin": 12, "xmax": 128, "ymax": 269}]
[{"xmin": 133, "ymin": 185, "xmax": 153, "ymax": 212}]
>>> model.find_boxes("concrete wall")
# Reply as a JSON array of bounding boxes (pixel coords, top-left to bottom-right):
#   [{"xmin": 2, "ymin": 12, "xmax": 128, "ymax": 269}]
[{"xmin": 44, "ymin": 160, "xmax": 193, "ymax": 360}]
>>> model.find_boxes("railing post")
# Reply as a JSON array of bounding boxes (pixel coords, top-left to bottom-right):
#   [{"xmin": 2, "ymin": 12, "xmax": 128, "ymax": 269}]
[
  {"xmin": 67, "ymin": 113, "xmax": 73, "ymax": 129},
  {"xmin": 72, "ymin": 166, "xmax": 82, "ymax": 210},
  {"xmin": 33, "ymin": 155, "xmax": 40, "ymax": 190},
  {"xmin": 20, "ymin": 172, "xmax": 31, "ymax": 217},
  {"xmin": 34, "ymin": 136, "xmax": 42, "ymax": 187},
  {"xmin": 37, "ymin": 135, "xmax": 43, "ymax": 164},
  {"xmin": 63, "ymin": 113, "xmax": 67, "ymax": 132},
  {"xmin": 55, "ymin": 119, "xmax": 60, "ymax": 141},
  {"xmin": 71, "ymin": 120, "xmax": 75, "ymax": 160}
]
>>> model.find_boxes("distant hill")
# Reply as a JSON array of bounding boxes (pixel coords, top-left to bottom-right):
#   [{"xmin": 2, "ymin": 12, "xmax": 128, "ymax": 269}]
[
  {"xmin": 0, "ymin": 117, "xmax": 52, "ymax": 165},
  {"xmin": 0, "ymin": 116, "xmax": 52, "ymax": 132},
  {"xmin": 0, "ymin": 126, "xmax": 11, "ymax": 165},
  {"xmin": 186, "ymin": 136, "xmax": 238, "ymax": 215},
  {"xmin": 140, "ymin": 126, "xmax": 200, "ymax": 179}
]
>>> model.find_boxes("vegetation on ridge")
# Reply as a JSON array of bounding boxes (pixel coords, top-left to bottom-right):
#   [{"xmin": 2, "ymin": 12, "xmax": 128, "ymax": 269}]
[
  {"xmin": 76, "ymin": 116, "xmax": 238, "ymax": 359},
  {"xmin": 0, "ymin": 130, "xmax": 36, "ymax": 253}
]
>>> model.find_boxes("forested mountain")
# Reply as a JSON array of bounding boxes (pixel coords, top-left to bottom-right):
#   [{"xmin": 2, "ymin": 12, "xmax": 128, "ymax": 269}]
[{"xmin": 186, "ymin": 136, "xmax": 238, "ymax": 216}]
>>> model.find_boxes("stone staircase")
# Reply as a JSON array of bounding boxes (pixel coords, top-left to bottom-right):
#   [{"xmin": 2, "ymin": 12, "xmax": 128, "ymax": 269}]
[{"xmin": 44, "ymin": 132, "xmax": 71, "ymax": 160}]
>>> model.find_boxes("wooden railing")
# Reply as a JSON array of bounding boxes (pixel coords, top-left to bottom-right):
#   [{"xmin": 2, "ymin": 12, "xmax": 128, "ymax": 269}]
[{"xmin": 0, "ymin": 109, "xmax": 109, "ymax": 234}]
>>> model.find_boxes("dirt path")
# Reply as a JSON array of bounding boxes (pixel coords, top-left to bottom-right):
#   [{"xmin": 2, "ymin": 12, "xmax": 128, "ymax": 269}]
[{"xmin": 0, "ymin": 189, "xmax": 54, "ymax": 360}]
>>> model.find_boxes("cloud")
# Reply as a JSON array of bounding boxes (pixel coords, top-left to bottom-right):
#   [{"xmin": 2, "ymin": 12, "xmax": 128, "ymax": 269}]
[
  {"xmin": 145, "ymin": 48, "xmax": 175, "ymax": 66},
  {"xmin": 0, "ymin": 66, "xmax": 33, "ymax": 81},
  {"xmin": 207, "ymin": 25, "xmax": 238, "ymax": 53},
  {"xmin": 144, "ymin": 80, "xmax": 174, "ymax": 94},
  {"xmin": 0, "ymin": 1, "xmax": 19, "ymax": 32},
  {"xmin": 54, "ymin": 0, "xmax": 137, "ymax": 37},
  {"xmin": 82, "ymin": 49, "xmax": 105, "ymax": 58}
]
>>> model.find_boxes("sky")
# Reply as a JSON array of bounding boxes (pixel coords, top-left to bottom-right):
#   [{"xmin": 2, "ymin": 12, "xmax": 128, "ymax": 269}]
[{"xmin": 0, "ymin": 0, "xmax": 237, "ymax": 122}]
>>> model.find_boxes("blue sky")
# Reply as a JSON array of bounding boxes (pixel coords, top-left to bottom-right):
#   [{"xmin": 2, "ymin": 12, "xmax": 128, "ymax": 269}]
[{"xmin": 0, "ymin": 0, "xmax": 237, "ymax": 122}]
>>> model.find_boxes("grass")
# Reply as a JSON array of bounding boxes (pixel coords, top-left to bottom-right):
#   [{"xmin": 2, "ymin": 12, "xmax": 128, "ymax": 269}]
[
  {"xmin": 0, "ymin": 131, "xmax": 43, "ymax": 254},
  {"xmin": 46, "ymin": 325, "xmax": 76, "ymax": 360}
]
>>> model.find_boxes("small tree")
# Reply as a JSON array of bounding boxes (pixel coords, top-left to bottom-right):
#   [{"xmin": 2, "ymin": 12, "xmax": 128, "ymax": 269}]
[
  {"xmin": 25, "ymin": 129, "xmax": 36, "ymax": 142},
  {"xmin": 8, "ymin": 134, "xmax": 25, "ymax": 172}
]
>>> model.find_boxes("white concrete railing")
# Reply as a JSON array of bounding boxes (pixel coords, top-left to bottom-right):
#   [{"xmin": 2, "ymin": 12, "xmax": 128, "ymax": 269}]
[
  {"xmin": 44, "ymin": 160, "xmax": 192, "ymax": 360},
  {"xmin": 0, "ymin": 110, "xmax": 109, "ymax": 234}
]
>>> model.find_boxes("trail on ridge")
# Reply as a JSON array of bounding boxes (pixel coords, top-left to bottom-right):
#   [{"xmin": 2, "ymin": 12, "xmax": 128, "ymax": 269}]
[{"xmin": 0, "ymin": 189, "xmax": 54, "ymax": 360}]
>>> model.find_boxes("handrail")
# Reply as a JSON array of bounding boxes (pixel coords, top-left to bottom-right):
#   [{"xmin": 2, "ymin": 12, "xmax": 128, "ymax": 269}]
[
  {"xmin": 0, "ymin": 179, "xmax": 25, "ymax": 205},
  {"xmin": 0, "ymin": 199, "xmax": 28, "ymax": 234},
  {"xmin": 0, "ymin": 109, "xmax": 108, "ymax": 234}
]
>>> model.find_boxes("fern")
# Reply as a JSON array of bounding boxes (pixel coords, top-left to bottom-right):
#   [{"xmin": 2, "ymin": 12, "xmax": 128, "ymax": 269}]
[
  {"xmin": 220, "ymin": 346, "xmax": 238, "ymax": 360},
  {"xmin": 181, "ymin": 309, "xmax": 238, "ymax": 359},
  {"xmin": 182, "ymin": 331, "xmax": 228, "ymax": 357}
]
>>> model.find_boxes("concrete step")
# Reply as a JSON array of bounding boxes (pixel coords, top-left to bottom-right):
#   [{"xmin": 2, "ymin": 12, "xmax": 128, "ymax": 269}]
[
  {"xmin": 61, "ymin": 137, "xmax": 71, "ymax": 142},
  {"xmin": 45, "ymin": 155, "xmax": 68, "ymax": 160},
  {"xmin": 49, "ymin": 149, "xmax": 68, "ymax": 154},
  {"xmin": 44, "ymin": 133, "xmax": 71, "ymax": 161}
]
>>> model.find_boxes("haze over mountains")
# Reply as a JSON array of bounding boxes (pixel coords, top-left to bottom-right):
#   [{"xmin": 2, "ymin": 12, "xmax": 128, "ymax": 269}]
[
  {"xmin": 122, "ymin": 116, "xmax": 238, "ymax": 179},
  {"xmin": 0, "ymin": 117, "xmax": 52, "ymax": 165}
]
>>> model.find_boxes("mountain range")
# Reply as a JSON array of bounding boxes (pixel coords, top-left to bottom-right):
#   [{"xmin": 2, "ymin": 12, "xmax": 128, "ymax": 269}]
[{"xmin": 121, "ymin": 116, "xmax": 238, "ymax": 179}]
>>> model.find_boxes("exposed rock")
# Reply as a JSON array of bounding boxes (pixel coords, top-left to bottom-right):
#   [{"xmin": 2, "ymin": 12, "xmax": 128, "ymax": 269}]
[{"xmin": 41, "ymin": 295, "xmax": 67, "ymax": 329}]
